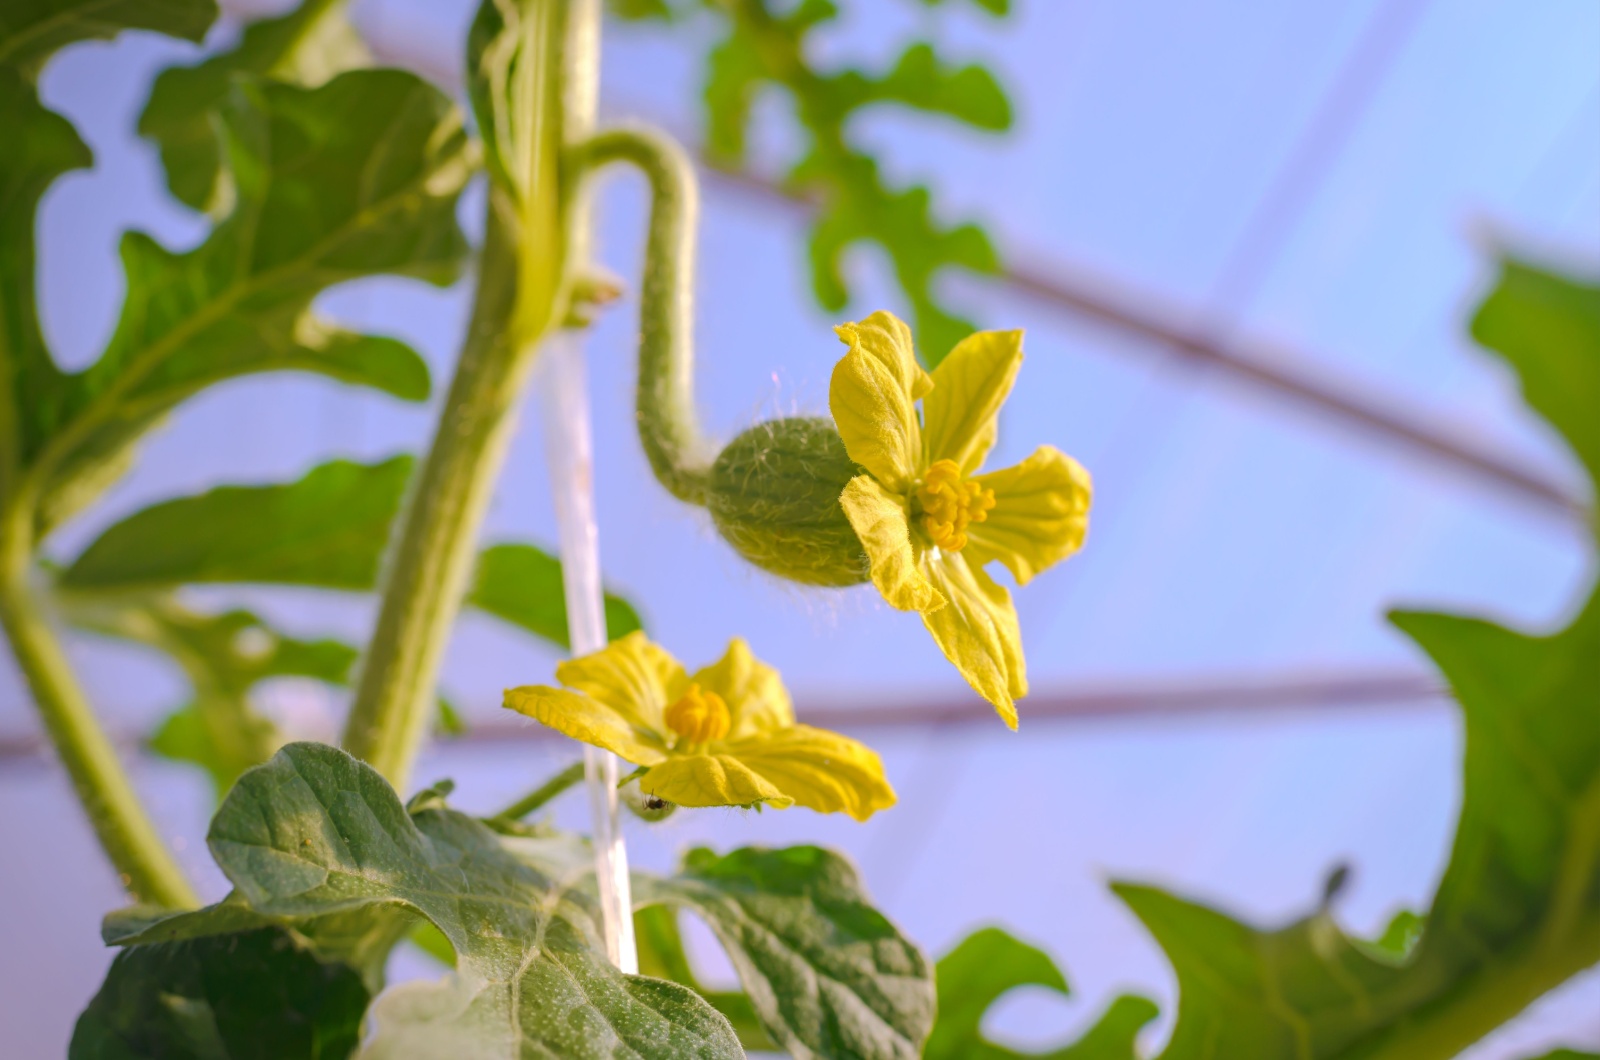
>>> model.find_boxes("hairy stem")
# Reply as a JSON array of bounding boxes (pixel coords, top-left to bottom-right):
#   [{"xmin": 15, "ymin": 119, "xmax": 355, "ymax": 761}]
[
  {"xmin": 341, "ymin": 0, "xmax": 597, "ymax": 788},
  {"xmin": 0, "ymin": 519, "xmax": 196, "ymax": 907},
  {"xmin": 492, "ymin": 759, "xmax": 585, "ymax": 821},
  {"xmin": 340, "ymin": 214, "xmax": 532, "ymax": 787},
  {"xmin": 576, "ymin": 127, "xmax": 711, "ymax": 504}
]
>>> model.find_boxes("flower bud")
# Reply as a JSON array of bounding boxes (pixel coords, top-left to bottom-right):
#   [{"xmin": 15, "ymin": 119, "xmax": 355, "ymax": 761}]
[{"xmin": 706, "ymin": 417, "xmax": 869, "ymax": 587}]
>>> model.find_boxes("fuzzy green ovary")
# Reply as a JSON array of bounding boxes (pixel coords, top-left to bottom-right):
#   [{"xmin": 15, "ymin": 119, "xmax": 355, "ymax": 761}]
[{"xmin": 708, "ymin": 417, "xmax": 869, "ymax": 587}]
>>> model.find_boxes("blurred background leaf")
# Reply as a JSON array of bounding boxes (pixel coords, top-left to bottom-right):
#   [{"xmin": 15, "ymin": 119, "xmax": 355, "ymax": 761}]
[
  {"xmin": 62, "ymin": 458, "xmax": 413, "ymax": 592},
  {"xmin": 69, "ymin": 925, "xmax": 370, "ymax": 1060},
  {"xmin": 54, "ymin": 457, "xmax": 643, "ymax": 794},
  {"xmin": 59, "ymin": 457, "xmax": 642, "ymax": 644},
  {"xmin": 138, "ymin": 0, "xmax": 370, "ymax": 215},
  {"xmin": 5, "ymin": 66, "xmax": 468, "ymax": 544},
  {"xmin": 61, "ymin": 597, "xmax": 353, "ymax": 794},
  {"xmin": 0, "ymin": 0, "xmax": 216, "ymax": 81},
  {"xmin": 923, "ymin": 927, "xmax": 1157, "ymax": 1060},
  {"xmin": 611, "ymin": 0, "xmax": 1013, "ymax": 365},
  {"xmin": 1110, "ymin": 254, "xmax": 1600, "ymax": 1059}
]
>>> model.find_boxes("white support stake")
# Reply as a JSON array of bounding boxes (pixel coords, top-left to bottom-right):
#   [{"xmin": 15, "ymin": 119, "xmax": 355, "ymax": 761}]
[{"xmin": 536, "ymin": 330, "xmax": 638, "ymax": 973}]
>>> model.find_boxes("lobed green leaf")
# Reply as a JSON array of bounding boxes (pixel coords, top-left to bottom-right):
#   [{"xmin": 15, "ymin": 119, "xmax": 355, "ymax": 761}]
[
  {"xmin": 1469, "ymin": 257, "xmax": 1600, "ymax": 487},
  {"xmin": 0, "ymin": 69, "xmax": 89, "ymax": 494},
  {"xmin": 108, "ymin": 743, "xmax": 743, "ymax": 1058},
  {"xmin": 70, "ymin": 926, "xmax": 368, "ymax": 1059},
  {"xmin": 1114, "ymin": 254, "xmax": 1600, "ymax": 1060},
  {"xmin": 139, "ymin": 0, "xmax": 371, "ymax": 213},
  {"xmin": 0, "ymin": 0, "xmax": 216, "ymax": 82},
  {"xmin": 635, "ymin": 844, "xmax": 936, "ymax": 1060},
  {"xmin": 634, "ymin": 904, "xmax": 777, "ymax": 1051},
  {"xmin": 63, "ymin": 457, "xmax": 414, "ymax": 592},
  {"xmin": 10, "ymin": 67, "xmax": 468, "ymax": 540},
  {"xmin": 923, "ymin": 927, "xmax": 1156, "ymax": 1060},
  {"xmin": 60, "ymin": 456, "xmax": 644, "ymax": 645}
]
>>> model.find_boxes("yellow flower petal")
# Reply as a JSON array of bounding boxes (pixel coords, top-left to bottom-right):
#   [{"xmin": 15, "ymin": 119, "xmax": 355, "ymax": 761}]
[
  {"xmin": 839, "ymin": 475, "xmax": 945, "ymax": 613},
  {"xmin": 922, "ymin": 328, "xmax": 1023, "ymax": 474},
  {"xmin": 830, "ymin": 313, "xmax": 928, "ymax": 490},
  {"xmin": 640, "ymin": 753, "xmax": 793, "ymax": 811},
  {"xmin": 921, "ymin": 554, "xmax": 1027, "ymax": 728},
  {"xmin": 722, "ymin": 725, "xmax": 897, "ymax": 822},
  {"xmin": 967, "ymin": 446, "xmax": 1092, "ymax": 585},
  {"xmin": 836, "ymin": 310, "xmax": 932, "ymax": 400},
  {"xmin": 690, "ymin": 637, "xmax": 794, "ymax": 740},
  {"xmin": 554, "ymin": 631, "xmax": 687, "ymax": 736},
  {"xmin": 503, "ymin": 685, "xmax": 669, "ymax": 766}
]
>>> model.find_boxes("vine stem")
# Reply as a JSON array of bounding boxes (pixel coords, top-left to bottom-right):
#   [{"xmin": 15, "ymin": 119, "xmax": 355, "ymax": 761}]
[
  {"xmin": 340, "ymin": 0, "xmax": 597, "ymax": 788},
  {"xmin": 0, "ymin": 518, "xmax": 196, "ymax": 907},
  {"xmin": 339, "ymin": 211, "xmax": 529, "ymax": 787},
  {"xmin": 575, "ymin": 127, "xmax": 712, "ymax": 505}
]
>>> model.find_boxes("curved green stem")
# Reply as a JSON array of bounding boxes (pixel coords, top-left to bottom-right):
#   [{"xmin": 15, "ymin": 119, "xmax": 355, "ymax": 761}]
[
  {"xmin": 575, "ymin": 127, "xmax": 711, "ymax": 505},
  {"xmin": 0, "ymin": 518, "xmax": 196, "ymax": 907}
]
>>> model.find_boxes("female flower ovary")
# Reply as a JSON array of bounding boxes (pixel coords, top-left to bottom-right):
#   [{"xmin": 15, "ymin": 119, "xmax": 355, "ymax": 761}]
[
  {"xmin": 664, "ymin": 683, "xmax": 731, "ymax": 748},
  {"xmin": 914, "ymin": 459, "xmax": 996, "ymax": 553}
]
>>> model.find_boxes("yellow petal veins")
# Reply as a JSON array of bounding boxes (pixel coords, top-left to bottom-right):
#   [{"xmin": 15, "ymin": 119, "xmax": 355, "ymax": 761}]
[
  {"xmin": 922, "ymin": 327, "xmax": 1023, "ymax": 474},
  {"xmin": 640, "ymin": 753, "xmax": 793, "ymax": 811},
  {"xmin": 840, "ymin": 475, "xmax": 945, "ymax": 613},
  {"xmin": 503, "ymin": 685, "xmax": 669, "ymax": 766},
  {"xmin": 967, "ymin": 446, "xmax": 1092, "ymax": 585},
  {"xmin": 722, "ymin": 725, "xmax": 898, "ymax": 822},
  {"xmin": 553, "ymin": 630, "xmax": 686, "ymax": 735},
  {"xmin": 920, "ymin": 554, "xmax": 1027, "ymax": 728},
  {"xmin": 830, "ymin": 321, "xmax": 925, "ymax": 491}
]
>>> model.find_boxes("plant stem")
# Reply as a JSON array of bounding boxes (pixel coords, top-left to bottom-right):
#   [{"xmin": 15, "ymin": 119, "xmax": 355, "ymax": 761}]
[
  {"xmin": 0, "ymin": 522, "xmax": 196, "ymax": 907},
  {"xmin": 492, "ymin": 759, "xmax": 585, "ymax": 821},
  {"xmin": 341, "ymin": 0, "xmax": 596, "ymax": 789},
  {"xmin": 1357, "ymin": 918, "xmax": 1600, "ymax": 1060},
  {"xmin": 576, "ymin": 127, "xmax": 711, "ymax": 504},
  {"xmin": 340, "ymin": 213, "xmax": 531, "ymax": 788}
]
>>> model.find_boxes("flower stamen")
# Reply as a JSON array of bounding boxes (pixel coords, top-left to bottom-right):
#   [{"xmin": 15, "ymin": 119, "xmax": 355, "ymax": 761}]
[
  {"xmin": 914, "ymin": 459, "xmax": 996, "ymax": 552},
  {"xmin": 664, "ymin": 683, "xmax": 731, "ymax": 748}
]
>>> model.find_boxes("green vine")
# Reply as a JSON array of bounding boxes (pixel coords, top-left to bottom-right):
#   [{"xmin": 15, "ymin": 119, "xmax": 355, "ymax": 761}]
[
  {"xmin": 341, "ymin": 0, "xmax": 599, "ymax": 786},
  {"xmin": 577, "ymin": 127, "xmax": 712, "ymax": 502}
]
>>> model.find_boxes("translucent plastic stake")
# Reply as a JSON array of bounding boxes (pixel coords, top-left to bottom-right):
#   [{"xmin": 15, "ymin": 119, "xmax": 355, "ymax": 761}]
[{"xmin": 536, "ymin": 330, "xmax": 638, "ymax": 973}]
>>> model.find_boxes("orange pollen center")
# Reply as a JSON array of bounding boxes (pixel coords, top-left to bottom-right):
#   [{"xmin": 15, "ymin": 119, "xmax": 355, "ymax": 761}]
[
  {"xmin": 914, "ymin": 459, "xmax": 996, "ymax": 553},
  {"xmin": 664, "ymin": 683, "xmax": 731, "ymax": 746}
]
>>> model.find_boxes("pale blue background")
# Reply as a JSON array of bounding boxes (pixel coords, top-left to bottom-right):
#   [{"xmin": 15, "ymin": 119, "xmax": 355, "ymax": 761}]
[{"xmin": 2, "ymin": 0, "xmax": 1598, "ymax": 1055}]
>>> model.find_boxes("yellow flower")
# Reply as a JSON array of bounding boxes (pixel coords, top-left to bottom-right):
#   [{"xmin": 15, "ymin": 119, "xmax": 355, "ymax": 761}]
[
  {"xmin": 503, "ymin": 632, "xmax": 896, "ymax": 821},
  {"xmin": 829, "ymin": 311, "xmax": 1092, "ymax": 729}
]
